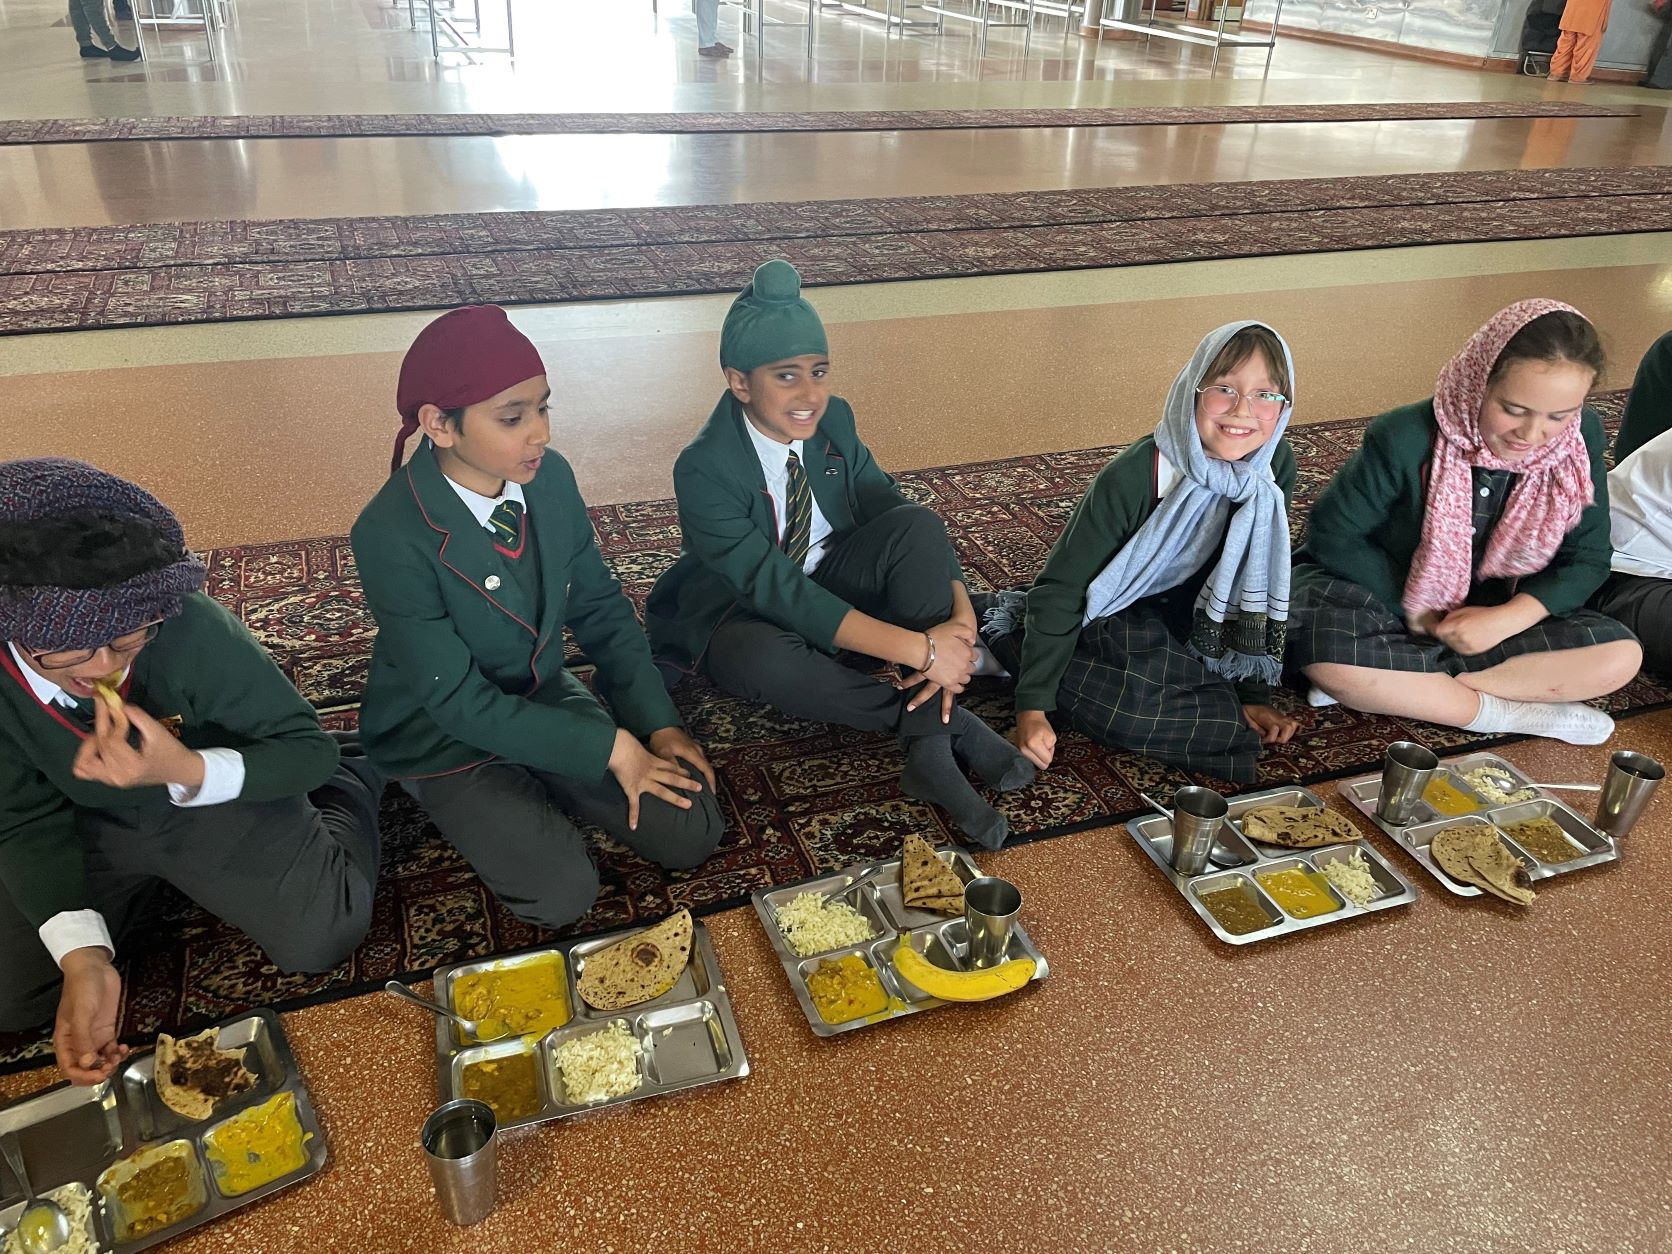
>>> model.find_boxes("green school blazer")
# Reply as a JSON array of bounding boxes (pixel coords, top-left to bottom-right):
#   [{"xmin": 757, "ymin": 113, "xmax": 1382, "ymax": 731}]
[
  {"xmin": 352, "ymin": 442, "xmax": 681, "ymax": 782},
  {"xmin": 0, "ymin": 593, "xmax": 338, "ymax": 927},
  {"xmin": 645, "ymin": 392, "xmax": 964, "ymax": 672},
  {"xmin": 1293, "ymin": 400, "xmax": 1614, "ymax": 618}
]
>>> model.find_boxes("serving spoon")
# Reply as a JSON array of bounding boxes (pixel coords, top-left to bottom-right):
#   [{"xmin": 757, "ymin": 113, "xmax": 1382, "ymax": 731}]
[
  {"xmin": 1, "ymin": 1133, "xmax": 72, "ymax": 1254},
  {"xmin": 383, "ymin": 981, "xmax": 509, "ymax": 1043}
]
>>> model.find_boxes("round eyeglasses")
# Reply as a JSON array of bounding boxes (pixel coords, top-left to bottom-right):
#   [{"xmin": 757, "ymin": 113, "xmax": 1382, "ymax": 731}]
[{"xmin": 1196, "ymin": 384, "xmax": 1288, "ymax": 422}]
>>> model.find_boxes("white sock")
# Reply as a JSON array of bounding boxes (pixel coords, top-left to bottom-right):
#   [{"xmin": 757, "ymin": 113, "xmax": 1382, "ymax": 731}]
[
  {"xmin": 971, "ymin": 642, "xmax": 1010, "ymax": 679},
  {"xmin": 1462, "ymin": 691, "xmax": 1615, "ymax": 746},
  {"xmin": 1307, "ymin": 686, "xmax": 1338, "ymax": 708}
]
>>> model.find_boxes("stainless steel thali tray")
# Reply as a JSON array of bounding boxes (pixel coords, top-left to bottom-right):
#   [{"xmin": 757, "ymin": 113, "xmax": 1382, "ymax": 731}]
[
  {"xmin": 751, "ymin": 845, "xmax": 1049, "ymax": 1038},
  {"xmin": 1338, "ymin": 751, "xmax": 1618, "ymax": 898},
  {"xmin": 1126, "ymin": 785, "xmax": 1418, "ymax": 945},
  {"xmin": 0, "ymin": 1009, "xmax": 326, "ymax": 1253},
  {"xmin": 431, "ymin": 918, "xmax": 748, "ymax": 1129}
]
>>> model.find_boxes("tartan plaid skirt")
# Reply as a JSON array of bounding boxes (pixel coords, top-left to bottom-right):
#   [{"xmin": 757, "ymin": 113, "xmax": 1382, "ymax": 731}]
[
  {"xmin": 985, "ymin": 597, "xmax": 1263, "ymax": 785},
  {"xmin": 1288, "ymin": 574, "xmax": 1636, "ymax": 675}
]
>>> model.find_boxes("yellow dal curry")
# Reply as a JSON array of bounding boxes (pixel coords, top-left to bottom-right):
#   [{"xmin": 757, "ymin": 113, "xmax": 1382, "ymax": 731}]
[{"xmin": 452, "ymin": 955, "xmax": 571, "ymax": 1043}]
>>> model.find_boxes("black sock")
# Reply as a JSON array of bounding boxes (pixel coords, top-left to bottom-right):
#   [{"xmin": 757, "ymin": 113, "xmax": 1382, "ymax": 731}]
[
  {"xmin": 901, "ymin": 735, "xmax": 1008, "ymax": 850},
  {"xmin": 950, "ymin": 706, "xmax": 1034, "ymax": 793}
]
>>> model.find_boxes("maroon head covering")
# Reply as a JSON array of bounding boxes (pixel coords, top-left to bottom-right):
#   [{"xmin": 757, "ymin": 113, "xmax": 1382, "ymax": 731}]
[{"xmin": 392, "ymin": 305, "xmax": 547, "ymax": 473}]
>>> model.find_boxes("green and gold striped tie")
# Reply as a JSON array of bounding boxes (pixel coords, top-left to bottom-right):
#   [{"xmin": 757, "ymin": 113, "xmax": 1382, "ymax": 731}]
[{"xmin": 782, "ymin": 451, "xmax": 812, "ymax": 568}]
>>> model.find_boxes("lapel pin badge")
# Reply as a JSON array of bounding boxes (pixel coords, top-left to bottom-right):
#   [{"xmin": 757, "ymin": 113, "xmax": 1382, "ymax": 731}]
[
  {"xmin": 485, "ymin": 575, "xmax": 502, "ymax": 591},
  {"xmin": 825, "ymin": 467, "xmax": 839, "ymax": 475}
]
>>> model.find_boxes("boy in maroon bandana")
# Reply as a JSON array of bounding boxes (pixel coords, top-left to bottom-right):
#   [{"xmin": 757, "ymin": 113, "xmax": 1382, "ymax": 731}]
[{"xmin": 354, "ymin": 306, "xmax": 723, "ymax": 931}]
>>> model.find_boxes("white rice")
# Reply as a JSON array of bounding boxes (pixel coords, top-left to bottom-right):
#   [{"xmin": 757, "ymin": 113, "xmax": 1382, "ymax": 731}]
[
  {"xmin": 557, "ymin": 1022, "xmax": 643, "ymax": 1105},
  {"xmin": 1319, "ymin": 850, "xmax": 1382, "ymax": 907},
  {"xmin": 774, "ymin": 891, "xmax": 876, "ymax": 957},
  {"xmin": 1461, "ymin": 767, "xmax": 1538, "ymax": 806}
]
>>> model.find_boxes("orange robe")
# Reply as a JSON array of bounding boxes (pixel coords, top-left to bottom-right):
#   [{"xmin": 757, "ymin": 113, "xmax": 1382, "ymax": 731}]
[{"xmin": 1551, "ymin": 0, "xmax": 1611, "ymax": 81}]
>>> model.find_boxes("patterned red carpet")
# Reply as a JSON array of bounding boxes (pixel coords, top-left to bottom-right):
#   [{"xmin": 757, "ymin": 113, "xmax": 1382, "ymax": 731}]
[
  {"xmin": 4, "ymin": 167, "xmax": 1671, "ymax": 334},
  {"xmin": 0, "ymin": 402, "xmax": 1664, "ymax": 1073},
  {"xmin": 0, "ymin": 101, "xmax": 1633, "ymax": 145}
]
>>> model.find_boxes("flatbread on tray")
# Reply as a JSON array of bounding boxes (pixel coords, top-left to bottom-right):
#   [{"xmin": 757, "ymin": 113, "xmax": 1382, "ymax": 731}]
[
  {"xmin": 577, "ymin": 909, "xmax": 693, "ymax": 1011},
  {"xmin": 156, "ymin": 1027, "xmax": 258, "ymax": 1119},
  {"xmin": 1237, "ymin": 804, "xmax": 1361, "ymax": 850},
  {"xmin": 1431, "ymin": 825, "xmax": 1536, "ymax": 905},
  {"xmin": 901, "ymin": 833, "xmax": 964, "ymax": 916}
]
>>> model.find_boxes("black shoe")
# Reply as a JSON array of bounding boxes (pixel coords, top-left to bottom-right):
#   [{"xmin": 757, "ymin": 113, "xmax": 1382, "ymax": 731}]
[
  {"xmin": 79, "ymin": 43, "xmax": 111, "ymax": 56},
  {"xmin": 107, "ymin": 44, "xmax": 141, "ymax": 60}
]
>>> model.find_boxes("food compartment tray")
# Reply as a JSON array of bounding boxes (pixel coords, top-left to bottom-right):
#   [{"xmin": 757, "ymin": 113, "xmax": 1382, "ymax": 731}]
[
  {"xmin": 1339, "ymin": 759, "xmax": 1617, "ymax": 895},
  {"xmin": 0, "ymin": 1008, "xmax": 327, "ymax": 1254},
  {"xmin": 433, "ymin": 920, "xmax": 749, "ymax": 1128},
  {"xmin": 752, "ymin": 847, "xmax": 1050, "ymax": 1038},
  {"xmin": 1125, "ymin": 785, "xmax": 1418, "ymax": 944}
]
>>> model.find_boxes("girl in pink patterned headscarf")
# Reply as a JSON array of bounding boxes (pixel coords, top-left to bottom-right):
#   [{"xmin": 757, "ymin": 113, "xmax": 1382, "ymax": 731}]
[{"xmin": 1289, "ymin": 302, "xmax": 1643, "ymax": 747}]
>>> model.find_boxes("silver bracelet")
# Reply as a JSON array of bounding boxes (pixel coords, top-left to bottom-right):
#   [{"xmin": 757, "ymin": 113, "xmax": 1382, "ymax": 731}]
[{"xmin": 921, "ymin": 632, "xmax": 936, "ymax": 673}]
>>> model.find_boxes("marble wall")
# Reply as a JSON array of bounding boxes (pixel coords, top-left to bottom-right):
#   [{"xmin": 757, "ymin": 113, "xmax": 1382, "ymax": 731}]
[
  {"xmin": 1241, "ymin": 0, "xmax": 1498, "ymax": 56},
  {"xmin": 1243, "ymin": 0, "xmax": 1659, "ymax": 67}
]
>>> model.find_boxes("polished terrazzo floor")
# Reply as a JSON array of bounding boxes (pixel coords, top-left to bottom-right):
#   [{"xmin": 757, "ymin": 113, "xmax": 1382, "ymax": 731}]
[{"xmin": 2, "ymin": 0, "xmax": 1671, "ymax": 1248}]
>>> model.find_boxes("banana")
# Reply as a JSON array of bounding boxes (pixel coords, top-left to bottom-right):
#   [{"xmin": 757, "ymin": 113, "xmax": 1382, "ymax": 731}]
[{"xmin": 891, "ymin": 939, "xmax": 1035, "ymax": 1003}]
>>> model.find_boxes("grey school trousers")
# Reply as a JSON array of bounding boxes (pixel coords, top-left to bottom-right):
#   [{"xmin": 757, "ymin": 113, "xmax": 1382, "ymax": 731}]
[
  {"xmin": 404, "ymin": 760, "xmax": 723, "ymax": 931},
  {"xmin": 702, "ymin": 504, "xmax": 958, "ymax": 742},
  {"xmin": 0, "ymin": 757, "xmax": 383, "ymax": 1031}
]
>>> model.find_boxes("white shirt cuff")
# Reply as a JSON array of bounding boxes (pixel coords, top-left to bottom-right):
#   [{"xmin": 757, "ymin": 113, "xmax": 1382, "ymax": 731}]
[
  {"xmin": 40, "ymin": 910, "xmax": 115, "ymax": 967},
  {"xmin": 168, "ymin": 748, "xmax": 246, "ymax": 807}
]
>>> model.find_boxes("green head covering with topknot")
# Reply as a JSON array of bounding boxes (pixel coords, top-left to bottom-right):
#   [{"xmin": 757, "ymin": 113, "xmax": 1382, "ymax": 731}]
[{"xmin": 719, "ymin": 260, "xmax": 829, "ymax": 374}]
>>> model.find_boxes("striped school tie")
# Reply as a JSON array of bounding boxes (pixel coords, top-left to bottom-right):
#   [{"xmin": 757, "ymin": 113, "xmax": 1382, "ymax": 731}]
[
  {"xmin": 488, "ymin": 498, "xmax": 526, "ymax": 559},
  {"xmin": 782, "ymin": 451, "xmax": 812, "ymax": 568}
]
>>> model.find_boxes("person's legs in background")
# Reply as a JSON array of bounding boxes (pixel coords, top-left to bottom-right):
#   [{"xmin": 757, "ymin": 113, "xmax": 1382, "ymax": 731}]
[
  {"xmin": 69, "ymin": 0, "xmax": 139, "ymax": 57},
  {"xmin": 694, "ymin": 0, "xmax": 732, "ymax": 55},
  {"xmin": 1547, "ymin": 29, "xmax": 1576, "ymax": 79}
]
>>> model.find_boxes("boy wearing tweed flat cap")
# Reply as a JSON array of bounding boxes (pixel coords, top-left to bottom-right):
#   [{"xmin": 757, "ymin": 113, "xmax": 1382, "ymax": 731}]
[
  {"xmin": 647, "ymin": 260, "xmax": 1033, "ymax": 851},
  {"xmin": 354, "ymin": 306, "xmax": 723, "ymax": 934},
  {"xmin": 0, "ymin": 460, "xmax": 383, "ymax": 1084}
]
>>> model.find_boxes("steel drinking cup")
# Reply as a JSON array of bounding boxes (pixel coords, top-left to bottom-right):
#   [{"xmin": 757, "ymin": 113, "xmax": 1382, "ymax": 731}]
[
  {"xmin": 1594, "ymin": 750, "xmax": 1664, "ymax": 839},
  {"xmin": 1376, "ymin": 741, "xmax": 1438, "ymax": 825},
  {"xmin": 1170, "ymin": 786, "xmax": 1228, "ymax": 876},
  {"xmin": 421, "ymin": 1098, "xmax": 498, "ymax": 1226},
  {"xmin": 964, "ymin": 876, "xmax": 1022, "ymax": 969}
]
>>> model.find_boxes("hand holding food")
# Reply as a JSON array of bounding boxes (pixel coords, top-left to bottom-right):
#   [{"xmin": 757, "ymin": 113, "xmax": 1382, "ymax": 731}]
[{"xmin": 71, "ymin": 694, "xmax": 204, "ymax": 793}]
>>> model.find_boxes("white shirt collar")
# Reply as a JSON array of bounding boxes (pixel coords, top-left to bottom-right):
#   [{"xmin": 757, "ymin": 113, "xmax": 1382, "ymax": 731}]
[
  {"xmin": 742, "ymin": 416, "xmax": 804, "ymax": 485},
  {"xmin": 6, "ymin": 643, "xmax": 126, "ymax": 710},
  {"xmin": 443, "ymin": 475, "xmax": 527, "ymax": 533}
]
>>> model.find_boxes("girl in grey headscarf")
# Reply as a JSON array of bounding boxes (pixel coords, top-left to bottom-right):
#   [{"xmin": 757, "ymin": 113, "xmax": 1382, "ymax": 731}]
[{"xmin": 978, "ymin": 322, "xmax": 1301, "ymax": 784}]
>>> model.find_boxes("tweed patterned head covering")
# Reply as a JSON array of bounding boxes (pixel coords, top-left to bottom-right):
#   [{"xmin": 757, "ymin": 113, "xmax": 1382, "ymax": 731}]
[
  {"xmin": 391, "ymin": 304, "xmax": 547, "ymax": 473},
  {"xmin": 1403, "ymin": 299, "xmax": 1597, "ymax": 616},
  {"xmin": 0, "ymin": 459, "xmax": 205, "ymax": 650}
]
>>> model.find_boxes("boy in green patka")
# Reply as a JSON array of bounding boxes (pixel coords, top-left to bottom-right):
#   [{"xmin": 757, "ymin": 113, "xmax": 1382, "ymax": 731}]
[
  {"xmin": 0, "ymin": 460, "xmax": 382, "ymax": 1084},
  {"xmin": 646, "ymin": 260, "xmax": 1031, "ymax": 849},
  {"xmin": 353, "ymin": 305, "xmax": 723, "ymax": 931}
]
